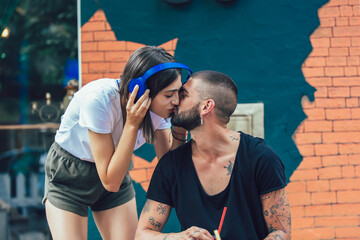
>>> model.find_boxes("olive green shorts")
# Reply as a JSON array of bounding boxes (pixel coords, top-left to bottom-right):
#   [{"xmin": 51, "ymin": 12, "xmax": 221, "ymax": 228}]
[{"xmin": 42, "ymin": 142, "xmax": 135, "ymax": 217}]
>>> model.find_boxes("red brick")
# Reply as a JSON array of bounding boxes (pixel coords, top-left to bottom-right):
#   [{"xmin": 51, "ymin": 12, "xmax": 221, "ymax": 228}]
[
  {"xmin": 337, "ymin": 190, "xmax": 360, "ymax": 203},
  {"xmin": 105, "ymin": 51, "xmax": 129, "ymax": 61},
  {"xmin": 292, "ymin": 217, "xmax": 314, "ymax": 229},
  {"xmin": 310, "ymin": 38, "xmax": 331, "ymax": 47},
  {"xmin": 305, "ymin": 77, "xmax": 332, "ymax": 87},
  {"xmin": 309, "ymin": 47, "xmax": 330, "ymax": 57},
  {"xmin": 140, "ymin": 181, "xmax": 150, "ymax": 192},
  {"xmin": 302, "ymin": 67, "xmax": 325, "ymax": 77},
  {"xmin": 98, "ymin": 41, "xmax": 126, "ymax": 51},
  {"xmin": 290, "ymin": 168, "xmax": 318, "ymax": 181},
  {"xmin": 348, "ymin": 0, "xmax": 358, "ymax": 4},
  {"xmin": 315, "ymin": 216, "xmax": 358, "ymax": 227},
  {"xmin": 345, "ymin": 66, "xmax": 358, "ymax": 76},
  {"xmin": 357, "ymin": 165, "xmax": 360, "ymax": 177},
  {"xmin": 317, "ymin": 98, "xmax": 346, "ymax": 108},
  {"xmin": 304, "ymin": 120, "xmax": 332, "ymax": 132},
  {"xmin": 319, "ymin": 166, "xmax": 342, "ymax": 179},
  {"xmin": 315, "ymin": 143, "xmax": 339, "ymax": 155},
  {"xmin": 351, "ymin": 86, "xmax": 360, "ymax": 96},
  {"xmin": 104, "ymin": 73, "xmax": 122, "ymax": 79},
  {"xmin": 329, "ymin": 47, "xmax": 350, "ymax": 56},
  {"xmin": 305, "ymin": 204, "xmax": 332, "ymax": 217},
  {"xmin": 320, "ymin": 17, "xmax": 336, "ymax": 27},
  {"xmin": 326, "ymin": 56, "xmax": 347, "ymax": 66},
  {"xmin": 331, "ymin": 37, "xmax": 351, "ymax": 47},
  {"xmin": 336, "ymin": 17, "xmax": 350, "ymax": 26},
  {"xmin": 297, "ymin": 156, "xmax": 322, "ymax": 169},
  {"xmin": 351, "ymin": 107, "xmax": 360, "ymax": 118},
  {"xmin": 307, "ymin": 180, "xmax": 330, "ymax": 192},
  {"xmin": 328, "ymin": 86, "xmax": 350, "ymax": 97},
  {"xmin": 110, "ymin": 62, "xmax": 126, "ymax": 73},
  {"xmin": 287, "ymin": 192, "xmax": 311, "ymax": 206},
  {"xmin": 81, "ymin": 73, "xmax": 104, "ymax": 85},
  {"xmin": 352, "ymin": 37, "xmax": 360, "ymax": 46},
  {"xmin": 304, "ymin": 108, "xmax": 326, "ymax": 120},
  {"xmin": 339, "ymin": 143, "xmax": 360, "ymax": 154},
  {"xmin": 291, "ymin": 206, "xmax": 305, "ymax": 217},
  {"xmin": 92, "ymin": 10, "xmax": 107, "ymax": 21},
  {"xmin": 325, "ymin": 108, "xmax": 351, "ymax": 119},
  {"xmin": 331, "ymin": 178, "xmax": 360, "ymax": 191},
  {"xmin": 334, "ymin": 120, "xmax": 360, "ymax": 131},
  {"xmin": 322, "ymin": 155, "xmax": 350, "ymax": 166},
  {"xmin": 349, "ymin": 155, "xmax": 360, "ymax": 165},
  {"xmin": 323, "ymin": 131, "xmax": 360, "ymax": 143},
  {"xmin": 81, "ymin": 52, "xmax": 104, "ymax": 62},
  {"xmin": 81, "ymin": 42, "xmax": 97, "ymax": 52},
  {"xmin": 336, "ymin": 227, "xmax": 360, "ymax": 238},
  {"xmin": 334, "ymin": 26, "xmax": 360, "ymax": 37},
  {"xmin": 293, "ymin": 133, "xmax": 322, "ymax": 144},
  {"xmin": 88, "ymin": 62, "xmax": 110, "ymax": 73},
  {"xmin": 350, "ymin": 47, "xmax": 360, "ymax": 55},
  {"xmin": 346, "ymin": 97, "xmax": 359, "ymax": 107},
  {"xmin": 81, "ymin": 63, "xmax": 88, "ymax": 74},
  {"xmin": 332, "ymin": 203, "xmax": 360, "ymax": 215},
  {"xmin": 81, "ymin": 32, "xmax": 94, "ymax": 42},
  {"xmin": 126, "ymin": 41, "xmax": 146, "ymax": 51},
  {"xmin": 319, "ymin": 7, "xmax": 341, "ymax": 17},
  {"xmin": 333, "ymin": 77, "xmax": 360, "ymax": 86},
  {"xmin": 347, "ymin": 56, "xmax": 360, "ymax": 66},
  {"xmin": 342, "ymin": 165, "xmax": 355, "ymax": 177},
  {"xmin": 340, "ymin": 6, "xmax": 354, "ymax": 16},
  {"xmin": 81, "ymin": 21, "xmax": 106, "ymax": 32},
  {"xmin": 349, "ymin": 17, "xmax": 360, "ymax": 25},
  {"xmin": 286, "ymin": 181, "xmax": 307, "ymax": 192},
  {"xmin": 105, "ymin": 22, "xmax": 112, "ymax": 31},
  {"xmin": 129, "ymin": 169, "xmax": 147, "ymax": 182},
  {"xmin": 314, "ymin": 87, "xmax": 328, "ymax": 98},
  {"xmin": 94, "ymin": 31, "xmax": 116, "ymax": 41},
  {"xmin": 304, "ymin": 57, "xmax": 326, "ymax": 67},
  {"xmin": 292, "ymin": 227, "xmax": 335, "ymax": 239},
  {"xmin": 325, "ymin": 66, "xmax": 345, "ymax": 76}
]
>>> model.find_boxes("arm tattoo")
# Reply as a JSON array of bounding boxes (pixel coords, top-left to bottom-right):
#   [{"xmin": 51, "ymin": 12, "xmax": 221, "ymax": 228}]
[
  {"xmin": 156, "ymin": 203, "xmax": 168, "ymax": 215},
  {"xmin": 148, "ymin": 216, "xmax": 162, "ymax": 231},
  {"xmin": 224, "ymin": 160, "xmax": 234, "ymax": 176}
]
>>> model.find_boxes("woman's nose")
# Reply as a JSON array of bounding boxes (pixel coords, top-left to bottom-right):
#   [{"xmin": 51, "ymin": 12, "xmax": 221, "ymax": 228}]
[{"xmin": 172, "ymin": 93, "xmax": 179, "ymax": 105}]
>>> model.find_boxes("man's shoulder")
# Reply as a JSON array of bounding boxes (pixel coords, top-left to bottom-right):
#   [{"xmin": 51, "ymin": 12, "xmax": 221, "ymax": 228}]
[{"xmin": 159, "ymin": 141, "xmax": 192, "ymax": 164}]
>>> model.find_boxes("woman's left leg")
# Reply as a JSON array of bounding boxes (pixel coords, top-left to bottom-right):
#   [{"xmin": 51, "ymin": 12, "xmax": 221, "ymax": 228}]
[{"xmin": 92, "ymin": 197, "xmax": 138, "ymax": 240}]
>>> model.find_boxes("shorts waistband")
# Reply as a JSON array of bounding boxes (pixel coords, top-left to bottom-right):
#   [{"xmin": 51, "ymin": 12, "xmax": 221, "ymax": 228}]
[{"xmin": 51, "ymin": 142, "xmax": 94, "ymax": 165}]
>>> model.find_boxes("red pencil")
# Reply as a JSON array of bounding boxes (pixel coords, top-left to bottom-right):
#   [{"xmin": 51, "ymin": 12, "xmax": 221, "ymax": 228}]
[{"xmin": 218, "ymin": 207, "xmax": 227, "ymax": 235}]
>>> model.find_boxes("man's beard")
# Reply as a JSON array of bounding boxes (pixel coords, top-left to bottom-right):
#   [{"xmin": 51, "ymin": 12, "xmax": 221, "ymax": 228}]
[{"xmin": 171, "ymin": 103, "xmax": 201, "ymax": 131}]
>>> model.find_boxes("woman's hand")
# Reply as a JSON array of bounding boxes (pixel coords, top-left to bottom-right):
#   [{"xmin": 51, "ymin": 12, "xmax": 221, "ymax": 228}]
[{"xmin": 126, "ymin": 85, "xmax": 151, "ymax": 129}]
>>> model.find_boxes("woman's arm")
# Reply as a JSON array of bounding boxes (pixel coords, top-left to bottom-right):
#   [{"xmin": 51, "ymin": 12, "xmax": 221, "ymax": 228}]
[{"xmin": 89, "ymin": 86, "xmax": 151, "ymax": 192}]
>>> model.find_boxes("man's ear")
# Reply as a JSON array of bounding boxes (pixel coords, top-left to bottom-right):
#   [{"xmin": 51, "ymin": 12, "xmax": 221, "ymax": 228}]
[{"xmin": 200, "ymin": 99, "xmax": 215, "ymax": 115}]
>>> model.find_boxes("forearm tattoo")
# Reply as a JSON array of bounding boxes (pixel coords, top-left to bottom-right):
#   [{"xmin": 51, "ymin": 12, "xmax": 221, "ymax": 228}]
[
  {"xmin": 262, "ymin": 189, "xmax": 291, "ymax": 239},
  {"xmin": 142, "ymin": 200, "xmax": 152, "ymax": 213},
  {"xmin": 148, "ymin": 216, "xmax": 162, "ymax": 231},
  {"xmin": 224, "ymin": 160, "xmax": 234, "ymax": 176}
]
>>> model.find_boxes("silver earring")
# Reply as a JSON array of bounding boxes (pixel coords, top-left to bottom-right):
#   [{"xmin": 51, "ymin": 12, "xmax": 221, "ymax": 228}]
[{"xmin": 200, "ymin": 117, "xmax": 203, "ymax": 126}]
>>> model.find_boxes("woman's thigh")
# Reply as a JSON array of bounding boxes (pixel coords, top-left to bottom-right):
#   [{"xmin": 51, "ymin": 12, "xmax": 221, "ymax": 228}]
[
  {"xmin": 92, "ymin": 197, "xmax": 138, "ymax": 240},
  {"xmin": 45, "ymin": 200, "xmax": 88, "ymax": 240}
]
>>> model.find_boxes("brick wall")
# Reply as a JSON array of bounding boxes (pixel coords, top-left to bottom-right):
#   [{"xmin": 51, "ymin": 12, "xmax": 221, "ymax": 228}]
[
  {"xmin": 81, "ymin": 10, "xmax": 177, "ymax": 190},
  {"xmin": 289, "ymin": 0, "xmax": 360, "ymax": 239}
]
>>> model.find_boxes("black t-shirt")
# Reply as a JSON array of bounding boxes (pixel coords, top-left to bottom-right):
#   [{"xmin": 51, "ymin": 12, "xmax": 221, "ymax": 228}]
[{"xmin": 146, "ymin": 132, "xmax": 287, "ymax": 240}]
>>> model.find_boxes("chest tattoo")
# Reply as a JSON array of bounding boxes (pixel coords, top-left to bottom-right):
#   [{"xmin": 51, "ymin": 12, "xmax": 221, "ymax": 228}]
[{"xmin": 224, "ymin": 160, "xmax": 234, "ymax": 176}]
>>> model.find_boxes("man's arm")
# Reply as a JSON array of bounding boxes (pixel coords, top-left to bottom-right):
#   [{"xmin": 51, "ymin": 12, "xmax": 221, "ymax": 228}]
[
  {"xmin": 135, "ymin": 199, "xmax": 213, "ymax": 240},
  {"xmin": 261, "ymin": 187, "xmax": 291, "ymax": 240}
]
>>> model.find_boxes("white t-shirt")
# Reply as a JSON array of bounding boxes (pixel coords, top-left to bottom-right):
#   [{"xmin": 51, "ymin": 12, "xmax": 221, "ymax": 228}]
[{"xmin": 55, "ymin": 78, "xmax": 171, "ymax": 162}]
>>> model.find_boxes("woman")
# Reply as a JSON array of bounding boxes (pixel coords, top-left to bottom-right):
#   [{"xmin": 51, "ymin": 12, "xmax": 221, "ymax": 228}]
[{"xmin": 43, "ymin": 46, "xmax": 189, "ymax": 240}]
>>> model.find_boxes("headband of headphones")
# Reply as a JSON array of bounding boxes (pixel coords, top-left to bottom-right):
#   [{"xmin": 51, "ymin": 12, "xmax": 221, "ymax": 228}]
[{"xmin": 128, "ymin": 62, "xmax": 192, "ymax": 98}]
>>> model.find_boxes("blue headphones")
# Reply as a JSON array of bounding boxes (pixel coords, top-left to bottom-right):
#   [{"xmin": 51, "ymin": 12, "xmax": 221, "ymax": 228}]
[{"xmin": 128, "ymin": 62, "xmax": 192, "ymax": 98}]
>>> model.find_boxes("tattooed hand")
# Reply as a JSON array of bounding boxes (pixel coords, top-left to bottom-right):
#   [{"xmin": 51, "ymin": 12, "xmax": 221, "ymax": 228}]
[{"xmin": 163, "ymin": 226, "xmax": 213, "ymax": 240}]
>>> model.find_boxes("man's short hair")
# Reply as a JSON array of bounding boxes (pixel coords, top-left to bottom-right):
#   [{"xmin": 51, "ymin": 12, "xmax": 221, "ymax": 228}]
[{"xmin": 191, "ymin": 70, "xmax": 238, "ymax": 124}]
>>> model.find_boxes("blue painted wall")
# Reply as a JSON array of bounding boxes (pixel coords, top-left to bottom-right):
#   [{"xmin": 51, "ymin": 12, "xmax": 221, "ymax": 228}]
[{"xmin": 82, "ymin": 0, "xmax": 328, "ymax": 237}]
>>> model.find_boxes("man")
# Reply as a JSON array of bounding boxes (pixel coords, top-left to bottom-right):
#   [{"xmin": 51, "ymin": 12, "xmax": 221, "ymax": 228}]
[{"xmin": 135, "ymin": 71, "xmax": 291, "ymax": 240}]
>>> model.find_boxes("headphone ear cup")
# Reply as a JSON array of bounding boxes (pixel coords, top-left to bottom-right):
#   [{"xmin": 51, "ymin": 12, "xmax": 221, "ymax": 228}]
[{"xmin": 128, "ymin": 79, "xmax": 146, "ymax": 98}]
